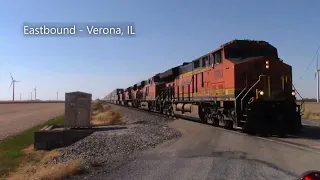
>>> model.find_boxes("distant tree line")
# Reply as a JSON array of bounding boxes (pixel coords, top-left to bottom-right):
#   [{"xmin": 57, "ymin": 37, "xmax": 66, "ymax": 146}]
[{"xmin": 297, "ymin": 98, "xmax": 317, "ymax": 102}]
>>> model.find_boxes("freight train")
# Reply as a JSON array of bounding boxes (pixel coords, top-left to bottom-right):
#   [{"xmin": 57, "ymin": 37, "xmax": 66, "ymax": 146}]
[{"xmin": 105, "ymin": 39, "xmax": 303, "ymax": 136}]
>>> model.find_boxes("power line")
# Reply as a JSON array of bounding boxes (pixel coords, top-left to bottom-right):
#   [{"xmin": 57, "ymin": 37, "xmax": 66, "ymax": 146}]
[{"xmin": 300, "ymin": 46, "xmax": 320, "ymax": 80}]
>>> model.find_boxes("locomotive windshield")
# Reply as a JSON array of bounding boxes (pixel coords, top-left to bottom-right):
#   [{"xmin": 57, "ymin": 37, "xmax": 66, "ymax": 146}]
[{"xmin": 224, "ymin": 46, "xmax": 278, "ymax": 60}]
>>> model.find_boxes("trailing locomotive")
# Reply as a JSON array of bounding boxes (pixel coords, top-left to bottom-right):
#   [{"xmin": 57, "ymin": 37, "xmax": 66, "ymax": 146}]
[{"xmin": 106, "ymin": 39, "xmax": 303, "ymax": 136}]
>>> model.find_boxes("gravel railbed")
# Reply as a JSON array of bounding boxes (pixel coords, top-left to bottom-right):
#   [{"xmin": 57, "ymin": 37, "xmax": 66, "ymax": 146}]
[
  {"xmin": 54, "ymin": 104, "xmax": 182, "ymax": 179},
  {"xmin": 302, "ymin": 119, "xmax": 320, "ymax": 127},
  {"xmin": 52, "ymin": 105, "xmax": 319, "ymax": 179}
]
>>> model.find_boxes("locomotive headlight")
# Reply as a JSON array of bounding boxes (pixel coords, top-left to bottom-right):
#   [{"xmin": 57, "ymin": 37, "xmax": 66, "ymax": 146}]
[
  {"xmin": 259, "ymin": 91, "xmax": 264, "ymax": 96},
  {"xmin": 265, "ymin": 60, "xmax": 270, "ymax": 69},
  {"xmin": 292, "ymin": 91, "xmax": 296, "ymax": 96}
]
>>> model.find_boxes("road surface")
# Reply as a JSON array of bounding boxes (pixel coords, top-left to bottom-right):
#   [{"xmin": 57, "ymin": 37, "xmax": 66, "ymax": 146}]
[
  {"xmin": 97, "ymin": 119, "xmax": 320, "ymax": 180},
  {"xmin": 0, "ymin": 103, "xmax": 64, "ymax": 140}
]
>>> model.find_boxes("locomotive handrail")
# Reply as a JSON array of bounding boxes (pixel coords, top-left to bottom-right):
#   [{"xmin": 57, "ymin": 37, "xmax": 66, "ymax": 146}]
[
  {"xmin": 234, "ymin": 87, "xmax": 247, "ymax": 114},
  {"xmin": 241, "ymin": 75, "xmax": 266, "ymax": 110},
  {"xmin": 236, "ymin": 87, "xmax": 247, "ymax": 100},
  {"xmin": 292, "ymin": 83, "xmax": 305, "ymax": 113},
  {"xmin": 236, "ymin": 75, "xmax": 248, "ymax": 100},
  {"xmin": 288, "ymin": 75, "xmax": 305, "ymax": 113}
]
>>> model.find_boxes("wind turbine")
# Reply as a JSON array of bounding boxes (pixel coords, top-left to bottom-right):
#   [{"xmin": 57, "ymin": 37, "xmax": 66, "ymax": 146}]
[
  {"xmin": 9, "ymin": 73, "xmax": 20, "ymax": 101},
  {"xmin": 30, "ymin": 92, "xmax": 33, "ymax": 100}
]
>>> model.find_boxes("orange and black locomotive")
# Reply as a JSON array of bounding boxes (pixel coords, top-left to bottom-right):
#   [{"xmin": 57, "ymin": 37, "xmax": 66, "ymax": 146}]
[{"xmin": 106, "ymin": 39, "xmax": 303, "ymax": 136}]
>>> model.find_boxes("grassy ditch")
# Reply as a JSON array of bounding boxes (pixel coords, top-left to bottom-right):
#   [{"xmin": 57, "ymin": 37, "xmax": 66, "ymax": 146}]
[
  {"xmin": 3, "ymin": 115, "xmax": 83, "ymax": 180},
  {"xmin": 0, "ymin": 116, "xmax": 66, "ymax": 179},
  {"xmin": 3, "ymin": 102, "xmax": 124, "ymax": 180},
  {"xmin": 302, "ymin": 112, "xmax": 320, "ymax": 120},
  {"xmin": 7, "ymin": 147, "xmax": 81, "ymax": 180}
]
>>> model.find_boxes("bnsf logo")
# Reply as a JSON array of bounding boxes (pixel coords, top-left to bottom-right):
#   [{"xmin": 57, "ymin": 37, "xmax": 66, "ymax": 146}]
[{"xmin": 214, "ymin": 70, "xmax": 223, "ymax": 79}]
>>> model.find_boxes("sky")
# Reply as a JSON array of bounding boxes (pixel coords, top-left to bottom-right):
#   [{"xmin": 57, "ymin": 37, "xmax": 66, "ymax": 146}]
[{"xmin": 0, "ymin": 0, "xmax": 319, "ymax": 100}]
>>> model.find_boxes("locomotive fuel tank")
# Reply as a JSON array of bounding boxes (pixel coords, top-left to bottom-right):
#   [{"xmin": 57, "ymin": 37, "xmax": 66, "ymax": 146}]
[{"xmin": 174, "ymin": 103, "xmax": 200, "ymax": 120}]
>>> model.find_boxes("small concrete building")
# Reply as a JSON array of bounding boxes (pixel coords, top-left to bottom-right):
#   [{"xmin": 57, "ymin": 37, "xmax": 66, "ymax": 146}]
[{"xmin": 64, "ymin": 91, "xmax": 92, "ymax": 128}]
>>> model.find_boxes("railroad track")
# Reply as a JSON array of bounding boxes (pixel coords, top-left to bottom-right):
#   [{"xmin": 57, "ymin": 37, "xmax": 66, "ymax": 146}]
[
  {"xmin": 106, "ymin": 102, "xmax": 307, "ymax": 138},
  {"xmin": 106, "ymin": 102, "xmax": 177, "ymax": 120},
  {"xmin": 106, "ymin": 102, "xmax": 250, "ymax": 134}
]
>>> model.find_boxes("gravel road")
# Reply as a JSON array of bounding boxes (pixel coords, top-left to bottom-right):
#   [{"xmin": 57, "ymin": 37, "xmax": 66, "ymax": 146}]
[
  {"xmin": 96, "ymin": 119, "xmax": 320, "ymax": 180},
  {"xmin": 53, "ymin": 105, "xmax": 320, "ymax": 180},
  {"xmin": 302, "ymin": 119, "xmax": 320, "ymax": 127},
  {"xmin": 0, "ymin": 103, "xmax": 64, "ymax": 140}
]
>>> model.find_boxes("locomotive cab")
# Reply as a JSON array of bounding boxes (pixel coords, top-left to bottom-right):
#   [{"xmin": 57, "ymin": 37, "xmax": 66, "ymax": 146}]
[{"xmin": 224, "ymin": 40, "xmax": 302, "ymax": 136}]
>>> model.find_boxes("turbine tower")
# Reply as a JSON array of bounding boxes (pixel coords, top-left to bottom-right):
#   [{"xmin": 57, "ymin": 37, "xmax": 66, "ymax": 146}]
[
  {"xmin": 316, "ymin": 54, "xmax": 320, "ymax": 102},
  {"xmin": 9, "ymin": 73, "xmax": 20, "ymax": 101},
  {"xmin": 30, "ymin": 92, "xmax": 33, "ymax": 100},
  {"xmin": 34, "ymin": 86, "xmax": 37, "ymax": 100}
]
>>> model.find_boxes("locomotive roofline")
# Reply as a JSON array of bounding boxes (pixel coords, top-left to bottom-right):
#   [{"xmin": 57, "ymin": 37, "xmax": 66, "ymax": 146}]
[
  {"xmin": 221, "ymin": 39, "xmax": 275, "ymax": 48},
  {"xmin": 155, "ymin": 39, "xmax": 279, "ymax": 81}
]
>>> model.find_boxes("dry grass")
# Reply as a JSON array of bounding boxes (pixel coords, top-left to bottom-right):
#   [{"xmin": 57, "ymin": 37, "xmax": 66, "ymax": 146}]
[
  {"xmin": 91, "ymin": 109, "xmax": 124, "ymax": 125},
  {"xmin": 92, "ymin": 100, "xmax": 105, "ymax": 113},
  {"xmin": 0, "ymin": 116, "xmax": 64, "ymax": 178},
  {"xmin": 7, "ymin": 145, "xmax": 82, "ymax": 180},
  {"xmin": 302, "ymin": 111, "xmax": 320, "ymax": 120},
  {"xmin": 91, "ymin": 102, "xmax": 124, "ymax": 126},
  {"xmin": 41, "ymin": 150, "xmax": 62, "ymax": 164}
]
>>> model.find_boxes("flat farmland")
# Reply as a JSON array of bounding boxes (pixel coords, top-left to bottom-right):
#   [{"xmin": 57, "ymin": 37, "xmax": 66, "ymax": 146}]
[
  {"xmin": 0, "ymin": 103, "xmax": 64, "ymax": 140},
  {"xmin": 303, "ymin": 102, "xmax": 320, "ymax": 113}
]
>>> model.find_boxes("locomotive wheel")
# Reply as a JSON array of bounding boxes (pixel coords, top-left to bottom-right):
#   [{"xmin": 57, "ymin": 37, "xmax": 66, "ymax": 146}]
[
  {"xmin": 276, "ymin": 115, "xmax": 287, "ymax": 138},
  {"xmin": 199, "ymin": 110, "xmax": 207, "ymax": 123},
  {"xmin": 206, "ymin": 115, "xmax": 213, "ymax": 125},
  {"xmin": 288, "ymin": 113, "xmax": 302, "ymax": 134},
  {"xmin": 206, "ymin": 115, "xmax": 218, "ymax": 126},
  {"xmin": 219, "ymin": 114, "xmax": 233, "ymax": 130},
  {"xmin": 277, "ymin": 131, "xmax": 286, "ymax": 138},
  {"xmin": 225, "ymin": 120, "xmax": 233, "ymax": 130},
  {"xmin": 163, "ymin": 108, "xmax": 167, "ymax": 115},
  {"xmin": 259, "ymin": 127, "xmax": 269, "ymax": 137},
  {"xmin": 213, "ymin": 117, "xmax": 219, "ymax": 126},
  {"xmin": 255, "ymin": 115, "xmax": 268, "ymax": 137},
  {"xmin": 170, "ymin": 106, "xmax": 174, "ymax": 117}
]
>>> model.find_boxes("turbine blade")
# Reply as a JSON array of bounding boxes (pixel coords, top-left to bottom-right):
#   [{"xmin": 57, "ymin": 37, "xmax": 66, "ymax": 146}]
[
  {"xmin": 10, "ymin": 73, "xmax": 13, "ymax": 81},
  {"xmin": 10, "ymin": 82, "xmax": 13, "ymax": 88}
]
